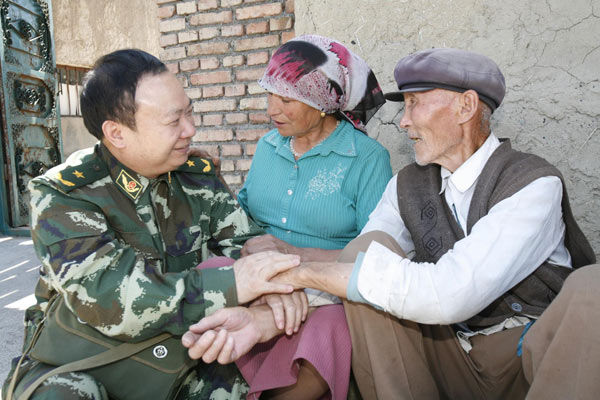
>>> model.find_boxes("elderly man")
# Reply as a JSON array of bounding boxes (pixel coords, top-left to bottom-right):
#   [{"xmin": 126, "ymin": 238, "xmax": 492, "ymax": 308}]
[
  {"xmin": 2, "ymin": 49, "xmax": 300, "ymax": 400},
  {"xmin": 184, "ymin": 48, "xmax": 598, "ymax": 399}
]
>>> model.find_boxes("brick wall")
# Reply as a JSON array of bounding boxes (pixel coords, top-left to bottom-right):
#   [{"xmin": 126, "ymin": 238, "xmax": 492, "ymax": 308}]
[{"xmin": 157, "ymin": 0, "xmax": 295, "ymax": 190}]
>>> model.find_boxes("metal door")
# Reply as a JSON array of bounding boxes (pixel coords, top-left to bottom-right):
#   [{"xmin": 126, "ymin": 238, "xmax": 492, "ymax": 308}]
[{"xmin": 0, "ymin": 0, "xmax": 61, "ymax": 232}]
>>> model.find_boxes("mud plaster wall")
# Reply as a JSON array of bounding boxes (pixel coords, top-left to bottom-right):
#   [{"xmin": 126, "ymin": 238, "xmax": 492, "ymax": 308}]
[
  {"xmin": 296, "ymin": 0, "xmax": 600, "ymax": 258},
  {"xmin": 52, "ymin": 0, "xmax": 161, "ymax": 67},
  {"xmin": 51, "ymin": 0, "xmax": 161, "ymax": 157}
]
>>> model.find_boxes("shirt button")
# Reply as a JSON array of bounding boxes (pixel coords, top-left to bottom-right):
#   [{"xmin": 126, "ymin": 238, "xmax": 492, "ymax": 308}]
[
  {"xmin": 511, "ymin": 303, "xmax": 523, "ymax": 313},
  {"xmin": 287, "ymin": 189, "xmax": 293, "ymax": 195},
  {"xmin": 282, "ymin": 217, "xmax": 287, "ymax": 224},
  {"xmin": 294, "ymin": 164, "xmax": 298, "ymax": 169},
  {"xmin": 286, "ymin": 230, "xmax": 291, "ymax": 233}
]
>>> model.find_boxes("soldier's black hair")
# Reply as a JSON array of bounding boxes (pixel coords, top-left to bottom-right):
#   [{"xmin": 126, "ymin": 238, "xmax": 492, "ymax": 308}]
[{"xmin": 80, "ymin": 49, "xmax": 168, "ymax": 140}]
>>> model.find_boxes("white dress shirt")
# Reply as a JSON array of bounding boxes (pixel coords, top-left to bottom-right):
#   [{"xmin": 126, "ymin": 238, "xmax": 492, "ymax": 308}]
[{"xmin": 359, "ymin": 134, "xmax": 571, "ymax": 325}]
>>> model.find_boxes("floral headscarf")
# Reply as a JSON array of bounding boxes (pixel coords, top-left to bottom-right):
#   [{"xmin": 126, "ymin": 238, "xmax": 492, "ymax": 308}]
[{"xmin": 258, "ymin": 35, "xmax": 386, "ymax": 133}]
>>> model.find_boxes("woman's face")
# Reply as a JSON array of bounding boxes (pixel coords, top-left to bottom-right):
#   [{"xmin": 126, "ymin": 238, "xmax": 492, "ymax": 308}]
[{"xmin": 267, "ymin": 93, "xmax": 323, "ymax": 137}]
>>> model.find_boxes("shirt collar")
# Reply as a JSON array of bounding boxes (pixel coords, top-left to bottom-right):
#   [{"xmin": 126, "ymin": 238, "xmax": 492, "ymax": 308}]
[
  {"xmin": 264, "ymin": 119, "xmax": 358, "ymax": 161},
  {"xmin": 99, "ymin": 143, "xmax": 153, "ymax": 203},
  {"xmin": 439, "ymin": 133, "xmax": 501, "ymax": 194}
]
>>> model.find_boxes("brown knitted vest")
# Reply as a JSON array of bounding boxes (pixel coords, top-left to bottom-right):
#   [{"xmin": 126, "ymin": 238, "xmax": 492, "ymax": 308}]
[{"xmin": 397, "ymin": 139, "xmax": 596, "ymax": 327}]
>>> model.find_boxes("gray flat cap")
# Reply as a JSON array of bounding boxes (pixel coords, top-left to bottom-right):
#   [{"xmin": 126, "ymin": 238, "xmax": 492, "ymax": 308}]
[{"xmin": 385, "ymin": 48, "xmax": 506, "ymax": 111}]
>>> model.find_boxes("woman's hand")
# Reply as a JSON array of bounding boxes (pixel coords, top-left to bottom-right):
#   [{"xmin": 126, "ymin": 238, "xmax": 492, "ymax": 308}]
[
  {"xmin": 242, "ymin": 234, "xmax": 298, "ymax": 257},
  {"xmin": 251, "ymin": 290, "xmax": 309, "ymax": 335},
  {"xmin": 187, "ymin": 146, "xmax": 235, "ymax": 195},
  {"xmin": 242, "ymin": 235, "xmax": 342, "ymax": 262}
]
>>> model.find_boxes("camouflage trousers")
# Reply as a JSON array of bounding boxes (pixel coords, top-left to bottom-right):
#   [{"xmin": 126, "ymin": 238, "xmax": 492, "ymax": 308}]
[{"xmin": 2, "ymin": 356, "xmax": 249, "ymax": 399}]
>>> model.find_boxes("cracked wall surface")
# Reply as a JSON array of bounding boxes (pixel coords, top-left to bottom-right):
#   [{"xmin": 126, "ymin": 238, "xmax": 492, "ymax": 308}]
[{"xmin": 296, "ymin": 0, "xmax": 600, "ymax": 258}]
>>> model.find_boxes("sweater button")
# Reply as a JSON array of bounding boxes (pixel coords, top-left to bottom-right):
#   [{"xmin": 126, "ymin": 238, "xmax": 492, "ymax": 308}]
[
  {"xmin": 511, "ymin": 303, "xmax": 523, "ymax": 313},
  {"xmin": 281, "ymin": 217, "xmax": 287, "ymax": 224}
]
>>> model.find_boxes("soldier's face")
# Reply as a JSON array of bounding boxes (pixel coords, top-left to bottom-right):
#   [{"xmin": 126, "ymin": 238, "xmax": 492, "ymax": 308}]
[{"xmin": 121, "ymin": 72, "xmax": 195, "ymax": 178}]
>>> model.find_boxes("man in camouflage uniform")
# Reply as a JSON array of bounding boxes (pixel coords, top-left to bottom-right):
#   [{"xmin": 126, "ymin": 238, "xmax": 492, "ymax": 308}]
[{"xmin": 2, "ymin": 49, "xmax": 299, "ymax": 399}]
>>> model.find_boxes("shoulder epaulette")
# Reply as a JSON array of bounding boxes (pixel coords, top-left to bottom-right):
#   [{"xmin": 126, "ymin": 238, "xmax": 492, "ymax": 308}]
[
  {"xmin": 48, "ymin": 151, "xmax": 109, "ymax": 192},
  {"xmin": 176, "ymin": 157, "xmax": 216, "ymax": 175}
]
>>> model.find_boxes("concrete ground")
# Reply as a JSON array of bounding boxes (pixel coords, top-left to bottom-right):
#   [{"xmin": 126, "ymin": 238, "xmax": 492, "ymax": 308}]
[{"xmin": 0, "ymin": 236, "xmax": 39, "ymax": 390}]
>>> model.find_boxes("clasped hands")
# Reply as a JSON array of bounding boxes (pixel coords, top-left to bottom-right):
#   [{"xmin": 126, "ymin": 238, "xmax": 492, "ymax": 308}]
[{"xmin": 182, "ymin": 249, "xmax": 307, "ymax": 364}]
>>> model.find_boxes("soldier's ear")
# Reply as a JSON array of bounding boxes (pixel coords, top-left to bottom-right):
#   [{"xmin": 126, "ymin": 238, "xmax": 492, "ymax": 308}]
[{"xmin": 102, "ymin": 120, "xmax": 126, "ymax": 149}]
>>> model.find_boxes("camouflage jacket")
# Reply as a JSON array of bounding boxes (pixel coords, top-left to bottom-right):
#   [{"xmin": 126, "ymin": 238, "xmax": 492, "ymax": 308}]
[{"xmin": 24, "ymin": 143, "xmax": 263, "ymax": 346}]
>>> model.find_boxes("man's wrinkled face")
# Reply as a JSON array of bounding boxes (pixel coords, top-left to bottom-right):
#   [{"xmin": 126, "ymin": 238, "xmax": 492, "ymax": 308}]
[
  {"xmin": 399, "ymin": 89, "xmax": 465, "ymax": 170},
  {"xmin": 121, "ymin": 72, "xmax": 195, "ymax": 178}
]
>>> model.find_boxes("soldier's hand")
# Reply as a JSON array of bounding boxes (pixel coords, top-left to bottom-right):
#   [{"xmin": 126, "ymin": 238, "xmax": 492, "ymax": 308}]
[
  {"xmin": 241, "ymin": 234, "xmax": 298, "ymax": 257},
  {"xmin": 233, "ymin": 251, "xmax": 300, "ymax": 304},
  {"xmin": 182, "ymin": 306, "xmax": 261, "ymax": 364},
  {"xmin": 250, "ymin": 290, "xmax": 308, "ymax": 335}
]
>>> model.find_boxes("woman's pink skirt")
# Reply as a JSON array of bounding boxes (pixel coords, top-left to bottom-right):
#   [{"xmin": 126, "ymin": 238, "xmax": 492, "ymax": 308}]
[
  {"xmin": 197, "ymin": 256, "xmax": 236, "ymax": 269},
  {"xmin": 196, "ymin": 257, "xmax": 352, "ymax": 400},
  {"xmin": 236, "ymin": 304, "xmax": 351, "ymax": 400}
]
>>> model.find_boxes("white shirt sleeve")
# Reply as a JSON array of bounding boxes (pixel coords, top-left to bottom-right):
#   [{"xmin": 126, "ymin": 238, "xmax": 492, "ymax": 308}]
[
  {"xmin": 357, "ymin": 176, "xmax": 566, "ymax": 324},
  {"xmin": 361, "ymin": 175, "xmax": 416, "ymax": 258}
]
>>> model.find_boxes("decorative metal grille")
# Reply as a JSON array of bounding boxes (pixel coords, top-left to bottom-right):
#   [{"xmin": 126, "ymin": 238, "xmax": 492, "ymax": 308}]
[{"xmin": 56, "ymin": 64, "xmax": 90, "ymax": 116}]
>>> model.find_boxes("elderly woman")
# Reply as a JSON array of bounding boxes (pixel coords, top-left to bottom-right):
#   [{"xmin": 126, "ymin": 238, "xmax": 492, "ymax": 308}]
[{"xmin": 236, "ymin": 35, "xmax": 392, "ymax": 400}]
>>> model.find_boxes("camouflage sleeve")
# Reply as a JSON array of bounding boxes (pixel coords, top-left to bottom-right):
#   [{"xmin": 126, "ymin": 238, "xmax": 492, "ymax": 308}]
[
  {"xmin": 205, "ymin": 178, "xmax": 264, "ymax": 259},
  {"xmin": 29, "ymin": 178, "xmax": 239, "ymax": 341}
]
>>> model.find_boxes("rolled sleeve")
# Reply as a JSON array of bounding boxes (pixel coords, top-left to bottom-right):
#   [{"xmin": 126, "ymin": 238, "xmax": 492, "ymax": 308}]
[
  {"xmin": 347, "ymin": 252, "xmax": 373, "ymax": 306},
  {"xmin": 357, "ymin": 242, "xmax": 406, "ymax": 316}
]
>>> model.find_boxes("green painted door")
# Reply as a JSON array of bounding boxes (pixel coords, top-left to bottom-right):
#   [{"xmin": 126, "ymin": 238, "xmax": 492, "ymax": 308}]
[{"xmin": 0, "ymin": 0, "xmax": 61, "ymax": 233}]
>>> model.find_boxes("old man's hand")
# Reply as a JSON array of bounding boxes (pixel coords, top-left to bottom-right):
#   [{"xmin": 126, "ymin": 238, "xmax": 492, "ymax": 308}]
[{"xmin": 233, "ymin": 251, "xmax": 300, "ymax": 304}]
